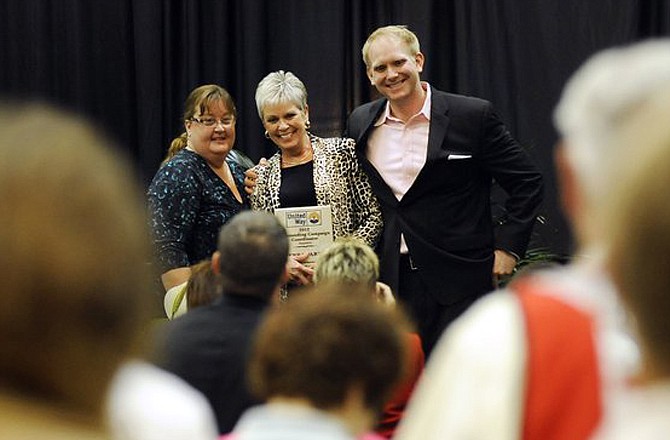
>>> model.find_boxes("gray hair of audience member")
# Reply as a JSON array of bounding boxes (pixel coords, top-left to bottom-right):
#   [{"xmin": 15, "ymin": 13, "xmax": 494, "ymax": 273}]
[
  {"xmin": 314, "ymin": 237, "xmax": 379, "ymax": 290},
  {"xmin": 362, "ymin": 25, "xmax": 421, "ymax": 69},
  {"xmin": 215, "ymin": 211, "xmax": 288, "ymax": 299},
  {"xmin": 554, "ymin": 39, "xmax": 670, "ymax": 207},
  {"xmin": 602, "ymin": 85, "xmax": 670, "ymax": 376},
  {"xmin": 254, "ymin": 70, "xmax": 308, "ymax": 119},
  {"xmin": 0, "ymin": 104, "xmax": 153, "ymax": 420}
]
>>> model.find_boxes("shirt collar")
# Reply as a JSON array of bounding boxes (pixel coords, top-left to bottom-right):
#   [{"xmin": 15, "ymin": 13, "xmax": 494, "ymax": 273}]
[{"xmin": 374, "ymin": 82, "xmax": 432, "ymax": 127}]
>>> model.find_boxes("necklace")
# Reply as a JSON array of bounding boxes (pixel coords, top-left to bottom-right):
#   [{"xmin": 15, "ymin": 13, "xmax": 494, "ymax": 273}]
[{"xmin": 281, "ymin": 146, "xmax": 313, "ymax": 167}]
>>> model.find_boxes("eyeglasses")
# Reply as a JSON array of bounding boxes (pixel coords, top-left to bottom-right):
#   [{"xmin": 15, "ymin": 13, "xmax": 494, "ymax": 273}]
[{"xmin": 191, "ymin": 116, "xmax": 235, "ymax": 127}]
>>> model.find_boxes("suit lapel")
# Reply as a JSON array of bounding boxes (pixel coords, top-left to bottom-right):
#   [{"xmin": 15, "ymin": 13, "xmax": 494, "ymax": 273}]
[
  {"xmin": 403, "ymin": 91, "xmax": 451, "ymax": 200},
  {"xmin": 354, "ymin": 100, "xmax": 398, "ymax": 205},
  {"xmin": 426, "ymin": 92, "xmax": 451, "ymax": 162},
  {"xmin": 354, "ymin": 92, "xmax": 452, "ymax": 204},
  {"xmin": 354, "ymin": 100, "xmax": 386, "ymax": 145}
]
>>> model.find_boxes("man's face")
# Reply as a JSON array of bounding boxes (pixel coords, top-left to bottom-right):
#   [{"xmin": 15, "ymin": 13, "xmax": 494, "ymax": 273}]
[{"xmin": 366, "ymin": 36, "xmax": 424, "ymax": 104}]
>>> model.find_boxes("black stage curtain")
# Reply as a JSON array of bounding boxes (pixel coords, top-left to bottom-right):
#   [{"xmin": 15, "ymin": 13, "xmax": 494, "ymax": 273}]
[{"xmin": 1, "ymin": 0, "xmax": 669, "ymax": 255}]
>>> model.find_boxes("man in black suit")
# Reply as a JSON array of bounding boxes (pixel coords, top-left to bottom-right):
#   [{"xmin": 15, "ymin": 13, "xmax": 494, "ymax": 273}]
[
  {"xmin": 345, "ymin": 25, "xmax": 543, "ymax": 355},
  {"xmin": 154, "ymin": 211, "xmax": 289, "ymax": 434}
]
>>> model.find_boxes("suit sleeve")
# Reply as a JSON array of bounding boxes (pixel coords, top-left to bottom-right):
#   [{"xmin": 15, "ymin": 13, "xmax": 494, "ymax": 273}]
[
  {"xmin": 478, "ymin": 102, "xmax": 544, "ymax": 258},
  {"xmin": 343, "ymin": 113, "xmax": 354, "ymax": 139}
]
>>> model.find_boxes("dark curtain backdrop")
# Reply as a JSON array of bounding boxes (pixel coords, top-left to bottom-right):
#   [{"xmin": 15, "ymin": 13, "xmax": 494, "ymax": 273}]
[{"xmin": 2, "ymin": 0, "xmax": 669, "ymax": 256}]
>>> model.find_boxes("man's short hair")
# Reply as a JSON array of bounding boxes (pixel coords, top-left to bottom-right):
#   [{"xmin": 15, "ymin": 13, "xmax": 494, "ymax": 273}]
[
  {"xmin": 362, "ymin": 25, "xmax": 421, "ymax": 68},
  {"xmin": 217, "ymin": 211, "xmax": 288, "ymax": 298}
]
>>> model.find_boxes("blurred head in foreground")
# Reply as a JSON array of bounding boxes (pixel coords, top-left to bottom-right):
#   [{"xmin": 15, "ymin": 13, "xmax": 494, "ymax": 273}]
[
  {"xmin": 0, "ymin": 104, "xmax": 152, "ymax": 429},
  {"xmin": 602, "ymin": 85, "xmax": 670, "ymax": 382},
  {"xmin": 553, "ymin": 39, "xmax": 670, "ymax": 246},
  {"xmin": 247, "ymin": 286, "xmax": 410, "ymax": 436}
]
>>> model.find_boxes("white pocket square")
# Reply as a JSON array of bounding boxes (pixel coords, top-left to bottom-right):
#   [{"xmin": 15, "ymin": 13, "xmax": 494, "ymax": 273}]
[{"xmin": 447, "ymin": 154, "xmax": 472, "ymax": 160}]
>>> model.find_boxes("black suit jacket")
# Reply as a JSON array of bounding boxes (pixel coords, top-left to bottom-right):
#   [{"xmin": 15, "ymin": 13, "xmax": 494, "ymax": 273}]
[
  {"xmin": 345, "ymin": 88, "xmax": 543, "ymax": 305},
  {"xmin": 154, "ymin": 294, "xmax": 268, "ymax": 434}
]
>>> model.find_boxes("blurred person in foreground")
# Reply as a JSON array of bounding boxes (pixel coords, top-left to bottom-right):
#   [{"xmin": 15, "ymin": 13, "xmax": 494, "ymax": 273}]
[
  {"xmin": 225, "ymin": 287, "xmax": 410, "ymax": 440},
  {"xmin": 314, "ymin": 237, "xmax": 424, "ymax": 438},
  {"xmin": 0, "ymin": 104, "xmax": 153, "ymax": 438},
  {"xmin": 396, "ymin": 40, "xmax": 670, "ymax": 440},
  {"xmin": 248, "ymin": 70, "xmax": 382, "ymax": 293},
  {"xmin": 148, "ymin": 84, "xmax": 248, "ymax": 295},
  {"xmin": 594, "ymin": 85, "xmax": 670, "ymax": 438},
  {"xmin": 155, "ymin": 211, "xmax": 289, "ymax": 434}
]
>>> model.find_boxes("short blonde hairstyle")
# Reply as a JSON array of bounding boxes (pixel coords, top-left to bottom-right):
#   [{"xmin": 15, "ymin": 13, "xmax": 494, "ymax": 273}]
[
  {"xmin": 314, "ymin": 237, "xmax": 379, "ymax": 290},
  {"xmin": 362, "ymin": 25, "xmax": 421, "ymax": 68}
]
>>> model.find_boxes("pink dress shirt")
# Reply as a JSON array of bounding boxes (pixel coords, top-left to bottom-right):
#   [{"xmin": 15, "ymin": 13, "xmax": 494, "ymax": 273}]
[{"xmin": 367, "ymin": 83, "xmax": 431, "ymax": 253}]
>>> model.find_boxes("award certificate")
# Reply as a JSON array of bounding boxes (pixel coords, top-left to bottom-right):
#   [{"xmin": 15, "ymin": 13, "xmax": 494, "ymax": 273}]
[{"xmin": 274, "ymin": 205, "xmax": 334, "ymax": 266}]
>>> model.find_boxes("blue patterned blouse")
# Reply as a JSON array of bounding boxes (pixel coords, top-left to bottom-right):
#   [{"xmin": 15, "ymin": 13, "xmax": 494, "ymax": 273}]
[{"xmin": 148, "ymin": 149, "xmax": 249, "ymax": 272}]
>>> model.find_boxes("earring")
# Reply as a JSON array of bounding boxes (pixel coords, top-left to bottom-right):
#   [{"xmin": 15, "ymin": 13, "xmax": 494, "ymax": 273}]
[
  {"xmin": 305, "ymin": 120, "xmax": 311, "ymax": 130},
  {"xmin": 264, "ymin": 130, "xmax": 270, "ymax": 139}
]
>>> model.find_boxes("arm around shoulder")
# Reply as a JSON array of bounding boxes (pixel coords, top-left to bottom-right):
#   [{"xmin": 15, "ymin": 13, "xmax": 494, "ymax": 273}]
[
  {"xmin": 343, "ymin": 138, "xmax": 383, "ymax": 248},
  {"xmin": 479, "ymin": 102, "xmax": 544, "ymax": 257}
]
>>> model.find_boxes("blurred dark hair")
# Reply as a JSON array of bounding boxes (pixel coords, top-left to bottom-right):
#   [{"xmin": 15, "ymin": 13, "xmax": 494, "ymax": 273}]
[{"xmin": 248, "ymin": 285, "xmax": 410, "ymax": 413}]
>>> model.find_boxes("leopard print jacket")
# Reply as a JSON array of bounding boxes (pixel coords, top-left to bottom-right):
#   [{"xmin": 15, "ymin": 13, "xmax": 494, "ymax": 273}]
[{"xmin": 249, "ymin": 135, "xmax": 382, "ymax": 248}]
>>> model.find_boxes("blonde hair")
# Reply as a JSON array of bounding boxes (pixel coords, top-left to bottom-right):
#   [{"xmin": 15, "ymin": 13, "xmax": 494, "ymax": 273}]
[
  {"xmin": 314, "ymin": 237, "xmax": 379, "ymax": 290},
  {"xmin": 362, "ymin": 25, "xmax": 421, "ymax": 68},
  {"xmin": 554, "ymin": 40, "xmax": 670, "ymax": 207},
  {"xmin": 603, "ymin": 85, "xmax": 670, "ymax": 375}
]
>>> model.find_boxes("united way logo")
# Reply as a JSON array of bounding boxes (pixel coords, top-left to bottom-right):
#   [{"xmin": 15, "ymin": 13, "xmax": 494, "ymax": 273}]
[
  {"xmin": 308, "ymin": 211, "xmax": 321, "ymax": 225},
  {"xmin": 285, "ymin": 209, "xmax": 323, "ymax": 227}
]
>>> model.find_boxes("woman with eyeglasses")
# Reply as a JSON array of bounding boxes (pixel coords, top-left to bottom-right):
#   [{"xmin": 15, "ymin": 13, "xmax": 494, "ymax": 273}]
[
  {"xmin": 249, "ymin": 71, "xmax": 382, "ymax": 294},
  {"xmin": 148, "ymin": 84, "xmax": 248, "ymax": 293}
]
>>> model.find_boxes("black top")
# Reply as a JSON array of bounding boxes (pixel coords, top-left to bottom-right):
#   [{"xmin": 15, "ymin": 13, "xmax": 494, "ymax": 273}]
[{"xmin": 279, "ymin": 160, "xmax": 317, "ymax": 207}]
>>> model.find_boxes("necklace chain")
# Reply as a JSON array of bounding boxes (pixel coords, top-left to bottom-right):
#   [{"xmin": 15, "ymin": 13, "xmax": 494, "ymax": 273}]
[{"xmin": 282, "ymin": 147, "xmax": 312, "ymax": 167}]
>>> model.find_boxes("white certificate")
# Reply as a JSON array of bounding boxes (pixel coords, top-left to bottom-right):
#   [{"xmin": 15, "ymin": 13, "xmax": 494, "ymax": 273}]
[{"xmin": 274, "ymin": 205, "xmax": 334, "ymax": 267}]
